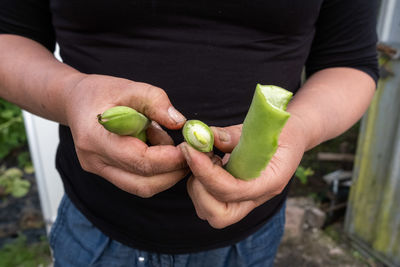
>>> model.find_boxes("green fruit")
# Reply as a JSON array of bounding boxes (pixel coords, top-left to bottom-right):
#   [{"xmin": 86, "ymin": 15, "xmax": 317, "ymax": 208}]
[
  {"xmin": 225, "ymin": 84, "xmax": 292, "ymax": 180},
  {"xmin": 98, "ymin": 106, "xmax": 150, "ymax": 142},
  {"xmin": 183, "ymin": 120, "xmax": 214, "ymax": 152}
]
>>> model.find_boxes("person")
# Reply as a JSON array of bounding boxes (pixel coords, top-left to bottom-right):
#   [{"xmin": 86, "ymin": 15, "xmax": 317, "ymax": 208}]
[{"xmin": 0, "ymin": 0, "xmax": 379, "ymax": 266}]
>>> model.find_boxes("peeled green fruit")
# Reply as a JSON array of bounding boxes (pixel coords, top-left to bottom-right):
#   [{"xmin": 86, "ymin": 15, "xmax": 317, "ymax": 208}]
[
  {"xmin": 225, "ymin": 84, "xmax": 292, "ymax": 180},
  {"xmin": 97, "ymin": 106, "xmax": 150, "ymax": 142},
  {"xmin": 182, "ymin": 120, "xmax": 214, "ymax": 152}
]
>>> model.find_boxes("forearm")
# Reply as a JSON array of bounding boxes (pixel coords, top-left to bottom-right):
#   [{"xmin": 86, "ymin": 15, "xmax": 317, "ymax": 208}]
[
  {"xmin": 0, "ymin": 34, "xmax": 86, "ymax": 125},
  {"xmin": 288, "ymin": 67, "xmax": 376, "ymax": 151}
]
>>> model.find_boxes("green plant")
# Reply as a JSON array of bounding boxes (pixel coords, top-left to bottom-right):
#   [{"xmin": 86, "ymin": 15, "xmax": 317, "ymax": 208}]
[
  {"xmin": 0, "ymin": 234, "xmax": 51, "ymax": 267},
  {"xmin": 226, "ymin": 84, "xmax": 292, "ymax": 180},
  {"xmin": 0, "ymin": 99, "xmax": 27, "ymax": 160},
  {"xmin": 0, "ymin": 166, "xmax": 30, "ymax": 198},
  {"xmin": 17, "ymin": 151, "xmax": 34, "ymax": 173},
  {"xmin": 324, "ymin": 225, "xmax": 341, "ymax": 243},
  {"xmin": 98, "ymin": 106, "xmax": 150, "ymax": 142},
  {"xmin": 295, "ymin": 165, "xmax": 315, "ymax": 185},
  {"xmin": 183, "ymin": 120, "xmax": 214, "ymax": 152}
]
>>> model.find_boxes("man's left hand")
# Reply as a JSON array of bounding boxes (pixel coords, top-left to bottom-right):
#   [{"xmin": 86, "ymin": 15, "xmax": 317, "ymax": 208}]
[{"xmin": 179, "ymin": 116, "xmax": 307, "ymax": 229}]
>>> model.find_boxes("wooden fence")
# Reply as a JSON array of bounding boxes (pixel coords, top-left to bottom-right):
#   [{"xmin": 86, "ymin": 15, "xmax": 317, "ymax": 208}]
[{"xmin": 345, "ymin": 52, "xmax": 400, "ymax": 267}]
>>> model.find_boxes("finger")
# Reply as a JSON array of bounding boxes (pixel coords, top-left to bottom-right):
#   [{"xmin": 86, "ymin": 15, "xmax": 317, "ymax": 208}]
[
  {"xmin": 179, "ymin": 142, "xmax": 256, "ymax": 202},
  {"xmin": 122, "ymin": 82, "xmax": 186, "ymax": 129},
  {"xmin": 98, "ymin": 162, "xmax": 189, "ymax": 198},
  {"xmin": 187, "ymin": 177, "xmax": 256, "ymax": 229},
  {"xmin": 146, "ymin": 121, "xmax": 175, "ymax": 145},
  {"xmin": 211, "ymin": 125, "xmax": 242, "ymax": 153},
  {"xmin": 180, "ymin": 140, "xmax": 296, "ymax": 203},
  {"xmin": 187, "ymin": 177, "xmax": 225, "ymax": 223},
  {"xmin": 186, "ymin": 177, "xmax": 207, "ymax": 220},
  {"xmin": 211, "ymin": 154, "xmax": 223, "ymax": 166},
  {"xmin": 222, "ymin": 153, "xmax": 230, "ymax": 165},
  {"xmin": 100, "ymin": 133, "xmax": 187, "ymax": 176}
]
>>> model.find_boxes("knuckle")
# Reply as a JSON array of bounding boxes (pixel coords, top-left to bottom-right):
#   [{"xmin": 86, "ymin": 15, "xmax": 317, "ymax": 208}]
[
  {"xmin": 74, "ymin": 134, "xmax": 91, "ymax": 153},
  {"xmin": 142, "ymin": 85, "xmax": 168, "ymax": 114},
  {"xmin": 78, "ymin": 155, "xmax": 103, "ymax": 175},
  {"xmin": 193, "ymin": 207, "xmax": 206, "ymax": 220},
  {"xmin": 131, "ymin": 157, "xmax": 154, "ymax": 176},
  {"xmin": 208, "ymin": 216, "xmax": 229, "ymax": 229},
  {"xmin": 207, "ymin": 208, "xmax": 231, "ymax": 229},
  {"xmin": 148, "ymin": 85, "xmax": 167, "ymax": 101},
  {"xmin": 136, "ymin": 184, "xmax": 156, "ymax": 198},
  {"xmin": 74, "ymin": 147, "xmax": 93, "ymax": 172},
  {"xmin": 78, "ymin": 159, "xmax": 92, "ymax": 172}
]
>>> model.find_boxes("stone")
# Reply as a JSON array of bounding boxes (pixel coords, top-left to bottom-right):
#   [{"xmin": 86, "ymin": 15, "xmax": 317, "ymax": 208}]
[
  {"xmin": 286, "ymin": 197, "xmax": 315, "ymax": 208},
  {"xmin": 0, "ymin": 222, "xmax": 18, "ymax": 238},
  {"xmin": 305, "ymin": 207, "xmax": 326, "ymax": 229},
  {"xmin": 329, "ymin": 247, "xmax": 345, "ymax": 256},
  {"xmin": 283, "ymin": 204, "xmax": 306, "ymax": 241},
  {"xmin": 19, "ymin": 206, "xmax": 44, "ymax": 230}
]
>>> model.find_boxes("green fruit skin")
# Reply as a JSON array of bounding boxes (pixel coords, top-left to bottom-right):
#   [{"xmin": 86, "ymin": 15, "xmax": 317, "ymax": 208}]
[
  {"xmin": 98, "ymin": 106, "xmax": 150, "ymax": 140},
  {"xmin": 182, "ymin": 120, "xmax": 214, "ymax": 152},
  {"xmin": 136, "ymin": 130, "xmax": 147, "ymax": 143},
  {"xmin": 225, "ymin": 84, "xmax": 292, "ymax": 180}
]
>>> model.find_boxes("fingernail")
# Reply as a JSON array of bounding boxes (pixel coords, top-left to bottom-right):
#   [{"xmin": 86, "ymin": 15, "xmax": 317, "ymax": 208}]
[
  {"xmin": 151, "ymin": 121, "xmax": 162, "ymax": 130},
  {"xmin": 180, "ymin": 143, "xmax": 192, "ymax": 164},
  {"xmin": 215, "ymin": 127, "xmax": 230, "ymax": 143},
  {"xmin": 168, "ymin": 106, "xmax": 186, "ymax": 124}
]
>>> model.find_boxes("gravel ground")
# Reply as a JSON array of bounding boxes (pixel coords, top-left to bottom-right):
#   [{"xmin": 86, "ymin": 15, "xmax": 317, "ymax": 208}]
[{"xmin": 275, "ymin": 225, "xmax": 383, "ymax": 267}]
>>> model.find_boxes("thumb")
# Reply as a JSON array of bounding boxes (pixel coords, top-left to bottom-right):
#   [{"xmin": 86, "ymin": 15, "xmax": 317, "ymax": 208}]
[
  {"xmin": 128, "ymin": 82, "xmax": 186, "ymax": 129},
  {"xmin": 211, "ymin": 125, "xmax": 242, "ymax": 153}
]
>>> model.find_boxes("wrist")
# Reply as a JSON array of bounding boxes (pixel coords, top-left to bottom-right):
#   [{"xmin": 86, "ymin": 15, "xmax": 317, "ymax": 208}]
[
  {"xmin": 284, "ymin": 109, "xmax": 321, "ymax": 152},
  {"xmin": 51, "ymin": 71, "xmax": 88, "ymax": 126}
]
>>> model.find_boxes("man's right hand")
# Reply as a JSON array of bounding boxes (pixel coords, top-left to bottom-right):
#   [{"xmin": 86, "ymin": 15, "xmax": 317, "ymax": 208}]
[
  {"xmin": 0, "ymin": 35, "xmax": 188, "ymax": 198},
  {"xmin": 64, "ymin": 74, "xmax": 189, "ymax": 198}
]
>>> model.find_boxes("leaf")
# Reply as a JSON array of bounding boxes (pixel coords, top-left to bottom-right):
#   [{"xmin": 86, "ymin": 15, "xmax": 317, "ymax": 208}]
[
  {"xmin": 24, "ymin": 164, "xmax": 35, "ymax": 174},
  {"xmin": 0, "ymin": 109, "xmax": 15, "ymax": 119},
  {"xmin": 4, "ymin": 167, "xmax": 24, "ymax": 178},
  {"xmin": 18, "ymin": 151, "xmax": 32, "ymax": 169},
  {"xmin": 0, "ymin": 100, "xmax": 27, "ymax": 160},
  {"xmin": 11, "ymin": 179, "xmax": 30, "ymax": 198},
  {"xmin": 295, "ymin": 165, "xmax": 315, "ymax": 185},
  {"xmin": 0, "ymin": 167, "xmax": 30, "ymax": 198}
]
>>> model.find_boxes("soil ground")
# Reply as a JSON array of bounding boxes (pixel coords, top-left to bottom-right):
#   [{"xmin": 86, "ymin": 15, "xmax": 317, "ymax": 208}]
[{"xmin": 275, "ymin": 221, "xmax": 382, "ymax": 267}]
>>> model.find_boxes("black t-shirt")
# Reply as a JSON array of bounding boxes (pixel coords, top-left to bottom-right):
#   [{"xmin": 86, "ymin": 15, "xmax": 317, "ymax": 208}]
[{"xmin": 0, "ymin": 0, "xmax": 379, "ymax": 254}]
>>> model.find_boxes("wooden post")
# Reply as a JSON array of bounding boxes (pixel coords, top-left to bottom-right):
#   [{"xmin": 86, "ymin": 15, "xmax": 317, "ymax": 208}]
[{"xmin": 344, "ymin": 53, "xmax": 400, "ymax": 267}]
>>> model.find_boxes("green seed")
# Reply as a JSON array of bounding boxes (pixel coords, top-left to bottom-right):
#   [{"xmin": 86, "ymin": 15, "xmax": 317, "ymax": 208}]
[
  {"xmin": 183, "ymin": 120, "xmax": 214, "ymax": 152},
  {"xmin": 225, "ymin": 84, "xmax": 292, "ymax": 180},
  {"xmin": 98, "ymin": 106, "xmax": 150, "ymax": 141},
  {"xmin": 194, "ymin": 131, "xmax": 208, "ymax": 145}
]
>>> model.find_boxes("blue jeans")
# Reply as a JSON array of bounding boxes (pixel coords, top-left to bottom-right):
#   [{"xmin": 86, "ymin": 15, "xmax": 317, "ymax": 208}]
[{"xmin": 50, "ymin": 195, "xmax": 285, "ymax": 267}]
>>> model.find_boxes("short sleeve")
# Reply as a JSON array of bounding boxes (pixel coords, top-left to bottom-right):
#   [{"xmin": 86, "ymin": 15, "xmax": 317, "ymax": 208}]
[
  {"xmin": 305, "ymin": 0, "xmax": 379, "ymax": 84},
  {"xmin": 0, "ymin": 0, "xmax": 55, "ymax": 52}
]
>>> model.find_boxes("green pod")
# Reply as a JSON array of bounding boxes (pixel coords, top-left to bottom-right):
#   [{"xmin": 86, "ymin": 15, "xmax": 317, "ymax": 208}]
[
  {"xmin": 225, "ymin": 84, "xmax": 292, "ymax": 180},
  {"xmin": 97, "ymin": 106, "xmax": 150, "ymax": 142},
  {"xmin": 183, "ymin": 120, "xmax": 214, "ymax": 152}
]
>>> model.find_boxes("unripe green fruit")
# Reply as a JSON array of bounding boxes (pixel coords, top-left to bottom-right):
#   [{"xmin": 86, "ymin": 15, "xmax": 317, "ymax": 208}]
[
  {"xmin": 225, "ymin": 84, "xmax": 292, "ymax": 180},
  {"xmin": 182, "ymin": 120, "xmax": 214, "ymax": 152},
  {"xmin": 97, "ymin": 106, "xmax": 150, "ymax": 142}
]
